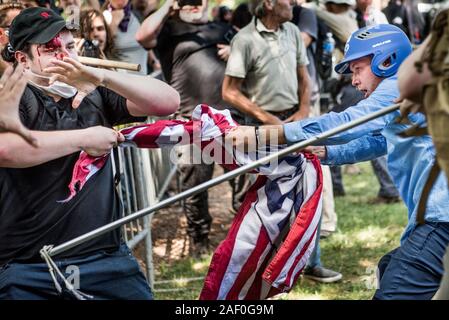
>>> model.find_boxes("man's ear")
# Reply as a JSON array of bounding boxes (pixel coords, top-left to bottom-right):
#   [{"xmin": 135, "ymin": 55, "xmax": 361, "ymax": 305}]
[
  {"xmin": 264, "ymin": 0, "xmax": 275, "ymax": 11},
  {"xmin": 0, "ymin": 28, "xmax": 8, "ymax": 46},
  {"xmin": 15, "ymin": 50, "xmax": 30, "ymax": 69},
  {"xmin": 382, "ymin": 56, "xmax": 392, "ymax": 68}
]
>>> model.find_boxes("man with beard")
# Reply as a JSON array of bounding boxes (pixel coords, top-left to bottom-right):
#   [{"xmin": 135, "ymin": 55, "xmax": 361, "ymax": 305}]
[{"xmin": 136, "ymin": 0, "xmax": 233, "ymax": 256}]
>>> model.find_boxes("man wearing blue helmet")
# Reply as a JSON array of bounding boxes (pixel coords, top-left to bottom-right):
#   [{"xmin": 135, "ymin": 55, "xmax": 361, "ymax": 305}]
[{"xmin": 228, "ymin": 23, "xmax": 449, "ymax": 299}]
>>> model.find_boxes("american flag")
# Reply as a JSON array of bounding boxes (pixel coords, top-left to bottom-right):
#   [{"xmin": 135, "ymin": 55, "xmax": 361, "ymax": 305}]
[
  {"xmin": 62, "ymin": 105, "xmax": 237, "ymax": 202},
  {"xmin": 200, "ymin": 152, "xmax": 322, "ymax": 300},
  {"xmin": 63, "ymin": 105, "xmax": 323, "ymax": 299}
]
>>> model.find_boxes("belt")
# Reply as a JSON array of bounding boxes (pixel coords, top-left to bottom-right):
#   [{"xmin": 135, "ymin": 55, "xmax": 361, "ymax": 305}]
[{"xmin": 268, "ymin": 105, "xmax": 298, "ymax": 120}]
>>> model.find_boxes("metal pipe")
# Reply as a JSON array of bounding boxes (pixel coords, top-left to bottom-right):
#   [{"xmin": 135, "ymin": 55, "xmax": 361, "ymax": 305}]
[
  {"xmin": 127, "ymin": 229, "xmax": 149, "ymax": 250},
  {"xmin": 47, "ymin": 103, "xmax": 400, "ymax": 257},
  {"xmin": 156, "ymin": 163, "xmax": 178, "ymax": 201}
]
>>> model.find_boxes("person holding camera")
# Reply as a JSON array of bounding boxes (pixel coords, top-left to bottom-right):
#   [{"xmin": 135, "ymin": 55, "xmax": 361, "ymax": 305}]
[
  {"xmin": 136, "ymin": 0, "xmax": 234, "ymax": 257},
  {"xmin": 78, "ymin": 8, "xmax": 115, "ymax": 60}
]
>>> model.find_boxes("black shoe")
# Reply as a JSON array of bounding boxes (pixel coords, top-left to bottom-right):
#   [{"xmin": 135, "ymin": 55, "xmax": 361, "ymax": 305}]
[
  {"xmin": 333, "ymin": 189, "xmax": 346, "ymax": 197},
  {"xmin": 368, "ymin": 196, "xmax": 401, "ymax": 204},
  {"xmin": 190, "ymin": 237, "xmax": 210, "ymax": 258},
  {"xmin": 303, "ymin": 266, "xmax": 342, "ymax": 283},
  {"xmin": 319, "ymin": 230, "xmax": 333, "ymax": 239}
]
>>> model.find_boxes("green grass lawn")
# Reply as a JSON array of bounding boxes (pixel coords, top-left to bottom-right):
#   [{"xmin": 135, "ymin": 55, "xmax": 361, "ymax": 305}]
[{"xmin": 152, "ymin": 162, "xmax": 408, "ymax": 300}]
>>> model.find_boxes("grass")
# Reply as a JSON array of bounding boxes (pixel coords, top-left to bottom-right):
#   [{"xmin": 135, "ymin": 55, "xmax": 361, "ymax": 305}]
[{"xmin": 152, "ymin": 162, "xmax": 408, "ymax": 300}]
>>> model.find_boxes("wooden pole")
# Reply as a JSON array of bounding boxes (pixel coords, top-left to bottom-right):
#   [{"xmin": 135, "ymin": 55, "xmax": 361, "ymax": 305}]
[{"xmin": 78, "ymin": 56, "xmax": 141, "ymax": 72}]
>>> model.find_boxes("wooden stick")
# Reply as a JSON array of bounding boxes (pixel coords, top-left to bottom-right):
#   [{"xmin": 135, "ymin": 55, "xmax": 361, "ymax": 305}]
[{"xmin": 78, "ymin": 56, "xmax": 141, "ymax": 72}]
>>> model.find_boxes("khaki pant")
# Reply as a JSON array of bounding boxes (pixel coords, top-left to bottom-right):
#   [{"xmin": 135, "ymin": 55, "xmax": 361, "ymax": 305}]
[
  {"xmin": 321, "ymin": 165, "xmax": 337, "ymax": 233},
  {"xmin": 310, "ymin": 95, "xmax": 338, "ymax": 233}
]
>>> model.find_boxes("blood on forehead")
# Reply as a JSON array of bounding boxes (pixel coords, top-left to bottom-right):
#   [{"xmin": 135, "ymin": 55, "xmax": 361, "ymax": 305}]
[
  {"xmin": 44, "ymin": 34, "xmax": 62, "ymax": 50},
  {"xmin": 37, "ymin": 34, "xmax": 67, "ymax": 60}
]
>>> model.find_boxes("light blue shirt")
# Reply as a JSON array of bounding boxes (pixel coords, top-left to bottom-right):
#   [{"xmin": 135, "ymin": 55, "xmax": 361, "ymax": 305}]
[{"xmin": 283, "ymin": 75, "xmax": 449, "ymax": 243}]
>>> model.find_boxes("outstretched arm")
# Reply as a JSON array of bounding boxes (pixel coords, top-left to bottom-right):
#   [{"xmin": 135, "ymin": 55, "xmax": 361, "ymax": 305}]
[
  {"xmin": 320, "ymin": 134, "xmax": 387, "ymax": 166},
  {"xmin": 44, "ymin": 57, "xmax": 180, "ymax": 116},
  {"xmin": 0, "ymin": 126, "xmax": 124, "ymax": 168},
  {"xmin": 222, "ymin": 76, "xmax": 283, "ymax": 125}
]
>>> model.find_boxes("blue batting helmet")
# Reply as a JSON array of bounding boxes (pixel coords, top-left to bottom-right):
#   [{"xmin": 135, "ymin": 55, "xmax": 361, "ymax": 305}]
[{"xmin": 335, "ymin": 24, "xmax": 412, "ymax": 78}]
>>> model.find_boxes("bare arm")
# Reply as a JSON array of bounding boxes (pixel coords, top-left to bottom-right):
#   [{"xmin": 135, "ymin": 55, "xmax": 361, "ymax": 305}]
[
  {"xmin": 0, "ymin": 126, "xmax": 122, "ymax": 168},
  {"xmin": 106, "ymin": 9, "xmax": 125, "ymax": 38},
  {"xmin": 285, "ymin": 65, "xmax": 311, "ymax": 122},
  {"xmin": 135, "ymin": 0, "xmax": 174, "ymax": 49},
  {"xmin": 297, "ymin": 65, "xmax": 311, "ymax": 116},
  {"xmin": 101, "ymin": 68, "xmax": 180, "ymax": 116},
  {"xmin": 397, "ymin": 36, "xmax": 432, "ymax": 104},
  {"xmin": 222, "ymin": 75, "xmax": 283, "ymax": 125},
  {"xmin": 300, "ymin": 32, "xmax": 313, "ymax": 48},
  {"xmin": 45, "ymin": 57, "xmax": 180, "ymax": 116}
]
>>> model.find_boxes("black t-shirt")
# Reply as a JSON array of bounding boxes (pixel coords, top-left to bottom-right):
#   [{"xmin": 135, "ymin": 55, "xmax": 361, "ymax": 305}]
[
  {"xmin": 0, "ymin": 85, "xmax": 143, "ymax": 266},
  {"xmin": 156, "ymin": 19, "xmax": 231, "ymax": 117}
]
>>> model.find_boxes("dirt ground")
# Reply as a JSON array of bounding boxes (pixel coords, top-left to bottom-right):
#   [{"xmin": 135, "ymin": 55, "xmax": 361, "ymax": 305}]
[{"xmin": 134, "ymin": 165, "xmax": 235, "ymax": 269}]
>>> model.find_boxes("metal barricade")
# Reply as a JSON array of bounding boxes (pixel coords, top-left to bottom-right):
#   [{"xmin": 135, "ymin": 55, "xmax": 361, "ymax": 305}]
[{"xmin": 116, "ymin": 141, "xmax": 176, "ymax": 290}]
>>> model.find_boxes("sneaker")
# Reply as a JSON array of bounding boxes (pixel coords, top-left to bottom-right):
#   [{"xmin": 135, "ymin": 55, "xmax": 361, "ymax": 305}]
[
  {"xmin": 319, "ymin": 230, "xmax": 333, "ymax": 239},
  {"xmin": 303, "ymin": 266, "xmax": 342, "ymax": 283}
]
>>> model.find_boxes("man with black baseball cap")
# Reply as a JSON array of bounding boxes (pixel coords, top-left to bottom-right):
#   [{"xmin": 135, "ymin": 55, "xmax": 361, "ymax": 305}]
[
  {"xmin": 0, "ymin": 6, "xmax": 180, "ymax": 300},
  {"xmin": 8, "ymin": 6, "xmax": 69, "ymax": 52}
]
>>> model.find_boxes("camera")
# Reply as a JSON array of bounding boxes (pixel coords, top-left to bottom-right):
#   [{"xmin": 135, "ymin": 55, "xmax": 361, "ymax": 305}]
[
  {"xmin": 82, "ymin": 39, "xmax": 101, "ymax": 58},
  {"xmin": 177, "ymin": 0, "xmax": 202, "ymax": 7}
]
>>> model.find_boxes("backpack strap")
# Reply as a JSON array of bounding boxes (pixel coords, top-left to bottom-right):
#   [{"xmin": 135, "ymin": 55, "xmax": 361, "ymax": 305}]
[
  {"xmin": 416, "ymin": 161, "xmax": 441, "ymax": 225},
  {"xmin": 111, "ymin": 147, "xmax": 122, "ymax": 187},
  {"xmin": 398, "ymin": 122, "xmax": 429, "ymax": 137}
]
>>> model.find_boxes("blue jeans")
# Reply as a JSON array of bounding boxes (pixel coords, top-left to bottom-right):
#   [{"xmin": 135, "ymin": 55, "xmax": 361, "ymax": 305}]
[
  {"xmin": 374, "ymin": 222, "xmax": 449, "ymax": 300},
  {"xmin": 0, "ymin": 244, "xmax": 153, "ymax": 300}
]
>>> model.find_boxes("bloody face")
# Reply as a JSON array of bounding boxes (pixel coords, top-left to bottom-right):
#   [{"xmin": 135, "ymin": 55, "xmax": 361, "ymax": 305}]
[{"xmin": 27, "ymin": 30, "xmax": 78, "ymax": 75}]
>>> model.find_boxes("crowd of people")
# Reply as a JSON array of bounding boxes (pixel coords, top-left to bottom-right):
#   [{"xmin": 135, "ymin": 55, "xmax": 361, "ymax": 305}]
[{"xmin": 0, "ymin": 0, "xmax": 448, "ymax": 300}]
